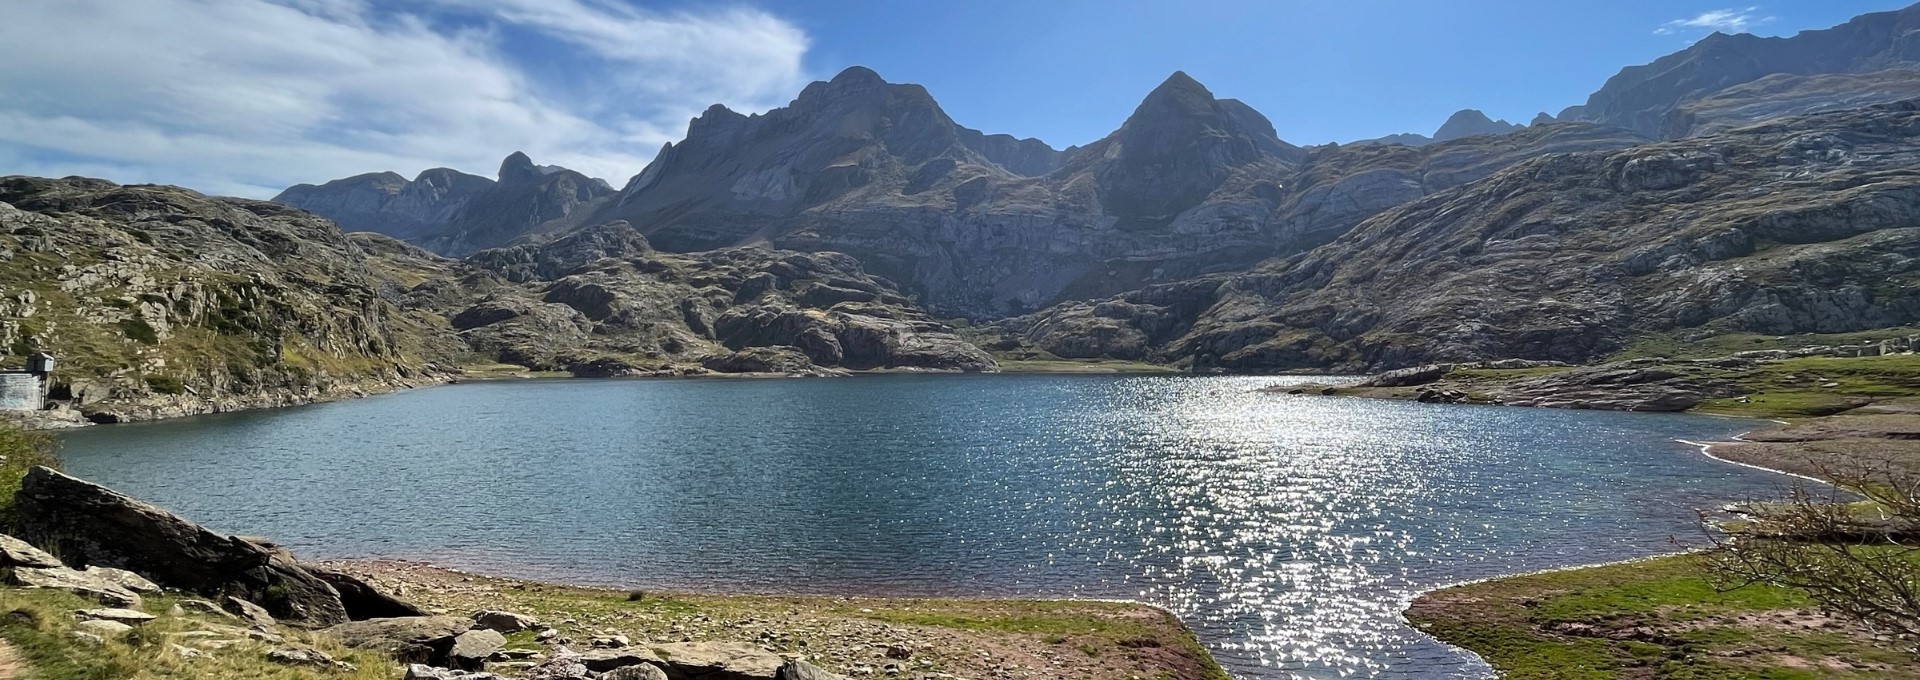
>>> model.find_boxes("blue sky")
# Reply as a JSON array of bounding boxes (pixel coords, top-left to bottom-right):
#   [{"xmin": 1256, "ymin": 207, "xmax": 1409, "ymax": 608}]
[{"xmin": 0, "ymin": 1, "xmax": 1909, "ymax": 198}]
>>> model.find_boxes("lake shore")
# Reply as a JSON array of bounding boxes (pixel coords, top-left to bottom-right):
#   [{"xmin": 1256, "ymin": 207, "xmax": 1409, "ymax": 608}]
[
  {"xmin": 321, "ymin": 559, "xmax": 1228, "ymax": 680},
  {"xmin": 1387, "ymin": 358, "xmax": 1920, "ymax": 677}
]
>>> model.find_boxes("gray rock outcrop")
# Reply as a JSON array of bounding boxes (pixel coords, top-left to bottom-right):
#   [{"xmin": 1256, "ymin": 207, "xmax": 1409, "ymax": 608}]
[{"xmin": 13, "ymin": 466, "xmax": 352, "ymax": 626}]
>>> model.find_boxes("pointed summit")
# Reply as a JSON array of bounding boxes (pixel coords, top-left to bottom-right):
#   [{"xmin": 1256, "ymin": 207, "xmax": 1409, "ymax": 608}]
[
  {"xmin": 498, "ymin": 151, "xmax": 541, "ymax": 184},
  {"xmin": 1097, "ymin": 71, "xmax": 1300, "ymax": 220},
  {"xmin": 1124, "ymin": 71, "xmax": 1217, "ymax": 127}
]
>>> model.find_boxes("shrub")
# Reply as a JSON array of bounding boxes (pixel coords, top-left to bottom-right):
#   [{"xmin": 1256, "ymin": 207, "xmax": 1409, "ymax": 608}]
[
  {"xmin": 0, "ymin": 425, "xmax": 58, "ymax": 531},
  {"xmin": 143, "ymin": 374, "xmax": 186, "ymax": 395}
]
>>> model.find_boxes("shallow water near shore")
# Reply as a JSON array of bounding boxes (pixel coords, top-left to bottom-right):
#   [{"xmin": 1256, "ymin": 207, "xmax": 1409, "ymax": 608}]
[{"xmin": 58, "ymin": 374, "xmax": 1787, "ymax": 679}]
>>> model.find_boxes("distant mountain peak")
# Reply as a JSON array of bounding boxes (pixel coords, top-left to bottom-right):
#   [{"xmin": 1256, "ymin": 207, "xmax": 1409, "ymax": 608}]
[
  {"xmin": 1432, "ymin": 109, "xmax": 1523, "ymax": 142},
  {"xmin": 830, "ymin": 65, "xmax": 885, "ymax": 85},
  {"xmin": 498, "ymin": 151, "xmax": 541, "ymax": 184}
]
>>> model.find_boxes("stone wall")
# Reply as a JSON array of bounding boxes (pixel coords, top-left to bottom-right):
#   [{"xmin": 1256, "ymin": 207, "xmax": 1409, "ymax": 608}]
[{"xmin": 0, "ymin": 373, "xmax": 42, "ymax": 411}]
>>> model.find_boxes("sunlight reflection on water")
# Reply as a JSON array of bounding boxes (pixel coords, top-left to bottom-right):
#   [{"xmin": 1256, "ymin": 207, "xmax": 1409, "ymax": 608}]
[{"xmin": 59, "ymin": 375, "xmax": 1786, "ymax": 679}]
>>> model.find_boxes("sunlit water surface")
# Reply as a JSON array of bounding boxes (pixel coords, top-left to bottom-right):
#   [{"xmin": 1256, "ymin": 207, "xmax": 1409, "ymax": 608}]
[{"xmin": 58, "ymin": 375, "xmax": 1787, "ymax": 679}]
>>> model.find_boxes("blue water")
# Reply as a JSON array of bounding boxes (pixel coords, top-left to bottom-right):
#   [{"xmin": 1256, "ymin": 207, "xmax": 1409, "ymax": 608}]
[{"xmin": 56, "ymin": 375, "xmax": 1788, "ymax": 679}]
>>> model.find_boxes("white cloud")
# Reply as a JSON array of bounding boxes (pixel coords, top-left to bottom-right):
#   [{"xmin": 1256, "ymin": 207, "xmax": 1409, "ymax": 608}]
[
  {"xmin": 0, "ymin": 0, "xmax": 812, "ymax": 198},
  {"xmin": 1656, "ymin": 7, "xmax": 1776, "ymax": 35}
]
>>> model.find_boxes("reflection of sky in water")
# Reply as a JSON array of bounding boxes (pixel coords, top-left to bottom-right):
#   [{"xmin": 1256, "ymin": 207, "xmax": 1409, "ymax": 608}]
[{"xmin": 59, "ymin": 375, "xmax": 1785, "ymax": 679}]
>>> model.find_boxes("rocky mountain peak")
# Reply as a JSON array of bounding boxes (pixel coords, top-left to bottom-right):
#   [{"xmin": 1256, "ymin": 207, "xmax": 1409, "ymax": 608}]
[
  {"xmin": 1432, "ymin": 109, "xmax": 1524, "ymax": 141},
  {"xmin": 497, "ymin": 151, "xmax": 542, "ymax": 184},
  {"xmin": 1094, "ymin": 71, "xmax": 1301, "ymax": 219}
]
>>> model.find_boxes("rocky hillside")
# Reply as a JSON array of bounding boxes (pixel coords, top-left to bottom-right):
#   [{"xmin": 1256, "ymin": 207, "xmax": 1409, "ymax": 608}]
[
  {"xmin": 274, "ymin": 152, "xmax": 616, "ymax": 257},
  {"xmin": 1662, "ymin": 69, "xmax": 1920, "ymax": 138},
  {"xmin": 0, "ymin": 176, "xmax": 464, "ymax": 422},
  {"xmin": 997, "ymin": 100, "xmax": 1920, "ymax": 372},
  {"xmin": 446, "ymin": 221, "xmax": 996, "ymax": 377},
  {"xmin": 1562, "ymin": 2, "xmax": 1920, "ymax": 138},
  {"xmin": 1, "ymin": 177, "xmax": 993, "ymax": 423}
]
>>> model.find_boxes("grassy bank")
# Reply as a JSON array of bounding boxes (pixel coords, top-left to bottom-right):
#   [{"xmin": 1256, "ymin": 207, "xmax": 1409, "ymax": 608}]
[
  {"xmin": 1407, "ymin": 555, "xmax": 1915, "ymax": 678},
  {"xmin": 1390, "ymin": 353, "xmax": 1920, "ymax": 678}
]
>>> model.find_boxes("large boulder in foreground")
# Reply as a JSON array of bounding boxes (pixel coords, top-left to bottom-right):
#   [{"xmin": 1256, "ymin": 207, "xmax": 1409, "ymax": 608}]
[{"xmin": 12, "ymin": 466, "xmax": 350, "ymax": 627}]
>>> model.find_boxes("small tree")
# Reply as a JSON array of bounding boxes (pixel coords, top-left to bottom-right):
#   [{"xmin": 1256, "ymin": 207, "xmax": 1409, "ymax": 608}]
[{"xmin": 1703, "ymin": 458, "xmax": 1920, "ymax": 644}]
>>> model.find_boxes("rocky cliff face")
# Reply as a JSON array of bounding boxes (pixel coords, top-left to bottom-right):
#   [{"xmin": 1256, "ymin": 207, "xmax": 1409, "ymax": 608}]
[
  {"xmin": 998, "ymin": 101, "xmax": 1920, "ymax": 372},
  {"xmin": 1567, "ymin": 3, "xmax": 1920, "ymax": 138},
  {"xmin": 273, "ymin": 152, "xmax": 616, "ymax": 257},
  {"xmin": 0, "ymin": 176, "xmax": 465, "ymax": 422}
]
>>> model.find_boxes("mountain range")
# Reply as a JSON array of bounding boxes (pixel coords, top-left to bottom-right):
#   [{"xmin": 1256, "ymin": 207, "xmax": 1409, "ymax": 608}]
[{"xmin": 7, "ymin": 3, "xmax": 1920, "ymax": 419}]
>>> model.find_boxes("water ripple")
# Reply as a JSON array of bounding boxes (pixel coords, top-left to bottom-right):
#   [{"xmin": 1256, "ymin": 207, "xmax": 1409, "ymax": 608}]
[{"xmin": 57, "ymin": 375, "xmax": 1786, "ymax": 679}]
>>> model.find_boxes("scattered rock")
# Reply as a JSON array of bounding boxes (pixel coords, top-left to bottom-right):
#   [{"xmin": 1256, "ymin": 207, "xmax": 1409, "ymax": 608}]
[{"xmin": 169, "ymin": 643, "xmax": 204, "ymax": 659}]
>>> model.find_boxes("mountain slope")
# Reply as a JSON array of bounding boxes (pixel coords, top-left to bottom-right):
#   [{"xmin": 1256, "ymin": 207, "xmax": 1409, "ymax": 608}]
[
  {"xmin": 0, "ymin": 176, "xmax": 466, "ymax": 421},
  {"xmin": 1567, "ymin": 2, "xmax": 1920, "ymax": 138},
  {"xmin": 998, "ymin": 100, "xmax": 1920, "ymax": 371},
  {"xmin": 272, "ymin": 168, "xmax": 492, "ymax": 241}
]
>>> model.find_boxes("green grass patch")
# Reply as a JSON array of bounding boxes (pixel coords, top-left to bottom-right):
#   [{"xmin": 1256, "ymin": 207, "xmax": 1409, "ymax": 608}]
[{"xmin": 1408, "ymin": 555, "xmax": 1913, "ymax": 679}]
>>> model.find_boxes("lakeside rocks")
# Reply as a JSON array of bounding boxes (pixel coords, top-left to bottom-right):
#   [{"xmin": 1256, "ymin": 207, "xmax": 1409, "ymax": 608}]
[{"xmin": 11, "ymin": 465, "xmax": 418, "ymax": 627}]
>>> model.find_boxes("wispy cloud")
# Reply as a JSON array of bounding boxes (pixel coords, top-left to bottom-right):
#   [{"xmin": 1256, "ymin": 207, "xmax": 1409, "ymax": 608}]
[
  {"xmin": 0, "ymin": 0, "xmax": 812, "ymax": 198},
  {"xmin": 1656, "ymin": 7, "xmax": 1776, "ymax": 35}
]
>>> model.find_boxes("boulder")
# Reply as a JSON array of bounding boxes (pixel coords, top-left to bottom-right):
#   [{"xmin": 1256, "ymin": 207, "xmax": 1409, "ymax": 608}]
[
  {"xmin": 580, "ymin": 647, "xmax": 663, "ymax": 672},
  {"xmin": 651, "ymin": 641, "xmax": 784, "ymax": 680},
  {"xmin": 777, "ymin": 660, "xmax": 849, "ymax": 680},
  {"xmin": 323, "ymin": 615, "xmax": 469, "ymax": 666},
  {"xmin": 9, "ymin": 566, "xmax": 141, "ymax": 607},
  {"xmin": 305, "ymin": 564, "xmax": 428, "ymax": 619},
  {"xmin": 449, "ymin": 628, "xmax": 507, "ymax": 670},
  {"xmin": 473, "ymin": 609, "xmax": 539, "ymax": 633},
  {"xmin": 12, "ymin": 467, "xmax": 349, "ymax": 627},
  {"xmin": 74, "ymin": 618, "xmax": 133, "ymax": 639}
]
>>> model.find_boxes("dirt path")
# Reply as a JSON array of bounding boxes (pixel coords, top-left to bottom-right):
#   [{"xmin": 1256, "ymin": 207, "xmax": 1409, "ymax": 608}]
[{"xmin": 0, "ymin": 640, "xmax": 25, "ymax": 679}]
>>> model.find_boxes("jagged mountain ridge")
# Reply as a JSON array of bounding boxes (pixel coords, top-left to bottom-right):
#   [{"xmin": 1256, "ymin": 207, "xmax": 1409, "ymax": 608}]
[
  {"xmin": 273, "ymin": 152, "xmax": 617, "ymax": 257},
  {"xmin": 995, "ymin": 100, "xmax": 1920, "ymax": 371},
  {"xmin": 1564, "ymin": 2, "xmax": 1920, "ymax": 138}
]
